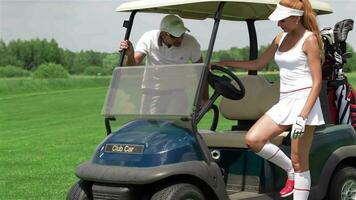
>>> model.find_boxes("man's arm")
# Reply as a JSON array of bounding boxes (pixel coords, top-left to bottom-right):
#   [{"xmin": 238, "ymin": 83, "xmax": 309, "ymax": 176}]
[
  {"xmin": 119, "ymin": 40, "xmax": 145, "ymax": 66},
  {"xmin": 126, "ymin": 52, "xmax": 146, "ymax": 66}
]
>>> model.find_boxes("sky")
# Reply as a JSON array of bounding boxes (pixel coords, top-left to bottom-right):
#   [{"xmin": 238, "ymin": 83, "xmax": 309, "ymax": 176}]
[{"xmin": 0, "ymin": 0, "xmax": 355, "ymax": 53}]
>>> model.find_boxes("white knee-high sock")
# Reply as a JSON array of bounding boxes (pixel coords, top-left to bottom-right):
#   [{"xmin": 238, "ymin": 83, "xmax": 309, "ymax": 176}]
[
  {"xmin": 294, "ymin": 171, "xmax": 311, "ymax": 200},
  {"xmin": 256, "ymin": 142, "xmax": 294, "ymax": 179}
]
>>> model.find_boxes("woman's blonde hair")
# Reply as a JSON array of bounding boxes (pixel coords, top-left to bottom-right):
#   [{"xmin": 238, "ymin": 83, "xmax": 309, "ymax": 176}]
[{"xmin": 280, "ymin": 0, "xmax": 324, "ymax": 62}]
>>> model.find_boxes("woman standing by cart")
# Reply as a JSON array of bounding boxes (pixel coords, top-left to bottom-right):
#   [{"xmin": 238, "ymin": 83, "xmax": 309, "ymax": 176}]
[{"xmin": 216, "ymin": 0, "xmax": 325, "ymax": 199}]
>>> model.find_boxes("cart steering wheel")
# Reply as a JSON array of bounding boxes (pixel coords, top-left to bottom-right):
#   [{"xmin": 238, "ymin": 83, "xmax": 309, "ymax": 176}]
[
  {"xmin": 196, "ymin": 65, "xmax": 245, "ymax": 131},
  {"xmin": 208, "ymin": 64, "xmax": 245, "ymax": 100}
]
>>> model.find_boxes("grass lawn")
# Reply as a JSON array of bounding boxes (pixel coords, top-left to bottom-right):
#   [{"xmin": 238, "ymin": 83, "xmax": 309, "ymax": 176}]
[
  {"xmin": 1, "ymin": 73, "xmax": 356, "ymax": 199},
  {"xmin": 0, "ymin": 77, "xmax": 111, "ymax": 199}
]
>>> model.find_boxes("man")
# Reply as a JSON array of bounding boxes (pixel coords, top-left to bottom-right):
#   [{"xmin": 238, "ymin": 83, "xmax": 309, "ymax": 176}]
[
  {"xmin": 119, "ymin": 14, "xmax": 207, "ymax": 115},
  {"xmin": 119, "ymin": 14, "xmax": 203, "ymax": 65}
]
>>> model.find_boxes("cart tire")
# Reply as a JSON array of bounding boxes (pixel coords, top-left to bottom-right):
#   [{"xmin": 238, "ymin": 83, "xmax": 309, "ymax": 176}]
[
  {"xmin": 327, "ymin": 165, "xmax": 356, "ymax": 200},
  {"xmin": 67, "ymin": 180, "xmax": 92, "ymax": 200},
  {"xmin": 151, "ymin": 183, "xmax": 205, "ymax": 200}
]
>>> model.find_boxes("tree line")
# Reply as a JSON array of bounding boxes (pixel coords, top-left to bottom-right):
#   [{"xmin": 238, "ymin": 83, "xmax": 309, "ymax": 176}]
[
  {"xmin": 1, "ymin": 38, "xmax": 355, "ymax": 77},
  {"xmin": 0, "ymin": 38, "xmax": 118, "ymax": 76}
]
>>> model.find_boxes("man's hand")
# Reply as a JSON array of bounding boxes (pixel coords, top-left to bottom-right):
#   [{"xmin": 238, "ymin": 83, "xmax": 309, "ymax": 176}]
[
  {"xmin": 119, "ymin": 40, "xmax": 134, "ymax": 56},
  {"xmin": 290, "ymin": 116, "xmax": 306, "ymax": 140}
]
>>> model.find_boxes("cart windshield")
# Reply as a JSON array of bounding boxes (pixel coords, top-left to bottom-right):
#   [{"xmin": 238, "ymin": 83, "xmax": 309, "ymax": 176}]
[{"xmin": 102, "ymin": 63, "xmax": 205, "ymax": 118}]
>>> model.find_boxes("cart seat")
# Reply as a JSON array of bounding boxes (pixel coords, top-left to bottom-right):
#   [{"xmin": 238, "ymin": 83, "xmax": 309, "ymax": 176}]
[
  {"xmin": 200, "ymin": 75, "xmax": 285, "ymax": 148},
  {"xmin": 219, "ymin": 75, "xmax": 279, "ymax": 120}
]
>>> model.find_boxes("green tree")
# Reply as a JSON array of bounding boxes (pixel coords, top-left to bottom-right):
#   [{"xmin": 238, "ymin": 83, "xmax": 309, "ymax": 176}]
[
  {"xmin": 103, "ymin": 53, "xmax": 120, "ymax": 69},
  {"xmin": 33, "ymin": 63, "xmax": 69, "ymax": 79},
  {"xmin": 0, "ymin": 65, "xmax": 31, "ymax": 78},
  {"xmin": 0, "ymin": 40, "xmax": 24, "ymax": 67},
  {"xmin": 60, "ymin": 49, "xmax": 75, "ymax": 73},
  {"xmin": 344, "ymin": 43, "xmax": 356, "ymax": 72}
]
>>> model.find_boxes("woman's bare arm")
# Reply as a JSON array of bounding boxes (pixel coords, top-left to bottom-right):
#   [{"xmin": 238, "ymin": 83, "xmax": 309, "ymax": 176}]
[
  {"xmin": 215, "ymin": 33, "xmax": 282, "ymax": 70},
  {"xmin": 299, "ymin": 33, "xmax": 322, "ymax": 119}
]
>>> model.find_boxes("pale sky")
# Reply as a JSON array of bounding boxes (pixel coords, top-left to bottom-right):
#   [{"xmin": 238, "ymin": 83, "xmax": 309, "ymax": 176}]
[{"xmin": 0, "ymin": 0, "xmax": 355, "ymax": 53}]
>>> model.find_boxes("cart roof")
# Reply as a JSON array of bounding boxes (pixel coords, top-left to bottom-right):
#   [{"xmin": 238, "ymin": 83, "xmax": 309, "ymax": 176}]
[{"xmin": 116, "ymin": 0, "xmax": 332, "ymax": 21}]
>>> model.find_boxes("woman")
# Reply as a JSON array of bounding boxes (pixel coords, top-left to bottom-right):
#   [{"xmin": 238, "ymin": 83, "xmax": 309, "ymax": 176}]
[{"xmin": 216, "ymin": 0, "xmax": 324, "ymax": 199}]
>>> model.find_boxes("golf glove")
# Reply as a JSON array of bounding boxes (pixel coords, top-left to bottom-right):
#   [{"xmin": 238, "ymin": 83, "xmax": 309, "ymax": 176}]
[{"xmin": 291, "ymin": 116, "xmax": 306, "ymax": 140}]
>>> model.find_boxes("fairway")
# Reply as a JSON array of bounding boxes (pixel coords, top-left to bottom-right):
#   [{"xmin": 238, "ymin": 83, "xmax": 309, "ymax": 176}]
[
  {"xmin": 0, "ymin": 86, "xmax": 109, "ymax": 199},
  {"xmin": 1, "ymin": 74, "xmax": 356, "ymax": 199}
]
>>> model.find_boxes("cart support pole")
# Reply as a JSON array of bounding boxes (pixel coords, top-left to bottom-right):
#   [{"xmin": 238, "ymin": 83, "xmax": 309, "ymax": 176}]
[
  {"xmin": 105, "ymin": 10, "xmax": 138, "ymax": 135},
  {"xmin": 192, "ymin": 3, "xmax": 226, "ymax": 166},
  {"xmin": 247, "ymin": 20, "xmax": 258, "ymax": 75},
  {"xmin": 118, "ymin": 10, "xmax": 138, "ymax": 67},
  {"xmin": 193, "ymin": 2, "xmax": 226, "ymax": 116},
  {"xmin": 204, "ymin": 3, "xmax": 225, "ymax": 66}
]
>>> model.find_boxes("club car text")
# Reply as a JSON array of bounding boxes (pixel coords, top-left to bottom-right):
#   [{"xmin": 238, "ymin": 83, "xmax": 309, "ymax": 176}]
[{"xmin": 105, "ymin": 144, "xmax": 144, "ymax": 154}]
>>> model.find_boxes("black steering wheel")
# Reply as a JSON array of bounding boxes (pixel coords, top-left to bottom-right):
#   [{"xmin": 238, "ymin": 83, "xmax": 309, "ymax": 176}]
[{"xmin": 208, "ymin": 65, "xmax": 245, "ymax": 100}]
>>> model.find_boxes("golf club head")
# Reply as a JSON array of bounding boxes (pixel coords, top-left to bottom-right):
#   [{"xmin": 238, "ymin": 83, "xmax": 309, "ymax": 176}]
[
  {"xmin": 321, "ymin": 27, "xmax": 335, "ymax": 45},
  {"xmin": 334, "ymin": 19, "xmax": 354, "ymax": 43}
]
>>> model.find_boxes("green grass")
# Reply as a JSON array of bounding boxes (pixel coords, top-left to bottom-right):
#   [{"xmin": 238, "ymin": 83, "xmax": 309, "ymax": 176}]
[
  {"xmin": 0, "ymin": 75, "xmax": 111, "ymax": 97},
  {"xmin": 0, "ymin": 88, "xmax": 107, "ymax": 199},
  {"xmin": 0, "ymin": 77, "xmax": 111, "ymax": 199},
  {"xmin": 1, "ymin": 73, "xmax": 356, "ymax": 199}
]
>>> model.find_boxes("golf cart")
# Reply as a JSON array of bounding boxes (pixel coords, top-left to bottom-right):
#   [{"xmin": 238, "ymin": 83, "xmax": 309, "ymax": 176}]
[{"xmin": 68, "ymin": 0, "xmax": 356, "ymax": 199}]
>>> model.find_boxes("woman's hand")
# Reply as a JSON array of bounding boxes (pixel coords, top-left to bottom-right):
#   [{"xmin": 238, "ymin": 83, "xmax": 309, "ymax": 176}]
[{"xmin": 290, "ymin": 116, "xmax": 306, "ymax": 140}]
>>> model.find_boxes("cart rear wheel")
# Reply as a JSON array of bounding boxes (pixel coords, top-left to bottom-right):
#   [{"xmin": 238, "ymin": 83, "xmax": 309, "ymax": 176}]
[
  {"xmin": 67, "ymin": 180, "xmax": 92, "ymax": 200},
  {"xmin": 151, "ymin": 183, "xmax": 205, "ymax": 200},
  {"xmin": 328, "ymin": 165, "xmax": 356, "ymax": 200}
]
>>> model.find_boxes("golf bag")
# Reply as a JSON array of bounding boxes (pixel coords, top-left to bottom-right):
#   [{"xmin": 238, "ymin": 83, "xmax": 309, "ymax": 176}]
[
  {"xmin": 347, "ymin": 82, "xmax": 356, "ymax": 127},
  {"xmin": 321, "ymin": 19, "xmax": 355, "ymax": 126}
]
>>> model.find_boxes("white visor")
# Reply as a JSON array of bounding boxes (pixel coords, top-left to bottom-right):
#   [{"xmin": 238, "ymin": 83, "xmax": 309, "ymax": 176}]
[{"xmin": 268, "ymin": 4, "xmax": 304, "ymax": 21}]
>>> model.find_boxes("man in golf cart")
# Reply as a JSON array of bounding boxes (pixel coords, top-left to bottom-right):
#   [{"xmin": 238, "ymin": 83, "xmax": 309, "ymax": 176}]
[
  {"xmin": 119, "ymin": 14, "xmax": 208, "ymax": 113},
  {"xmin": 119, "ymin": 14, "xmax": 203, "ymax": 66}
]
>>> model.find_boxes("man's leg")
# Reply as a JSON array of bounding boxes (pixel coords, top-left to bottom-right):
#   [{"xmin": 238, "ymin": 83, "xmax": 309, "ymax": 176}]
[{"xmin": 167, "ymin": 89, "xmax": 188, "ymax": 114}]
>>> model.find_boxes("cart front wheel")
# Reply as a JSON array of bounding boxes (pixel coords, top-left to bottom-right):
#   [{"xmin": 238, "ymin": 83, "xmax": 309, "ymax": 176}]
[
  {"xmin": 67, "ymin": 180, "xmax": 92, "ymax": 200},
  {"xmin": 151, "ymin": 183, "xmax": 205, "ymax": 200}
]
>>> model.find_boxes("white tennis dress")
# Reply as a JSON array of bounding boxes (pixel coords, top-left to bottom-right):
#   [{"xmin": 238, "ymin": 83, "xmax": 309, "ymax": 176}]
[{"xmin": 266, "ymin": 30, "xmax": 325, "ymax": 125}]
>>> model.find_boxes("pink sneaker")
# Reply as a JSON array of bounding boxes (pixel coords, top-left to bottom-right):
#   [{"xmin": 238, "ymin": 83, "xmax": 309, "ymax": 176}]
[{"xmin": 279, "ymin": 179, "xmax": 294, "ymax": 197}]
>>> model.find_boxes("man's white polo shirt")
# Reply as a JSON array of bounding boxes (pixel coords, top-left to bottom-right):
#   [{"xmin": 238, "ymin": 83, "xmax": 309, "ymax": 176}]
[{"xmin": 135, "ymin": 30, "xmax": 202, "ymax": 65}]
